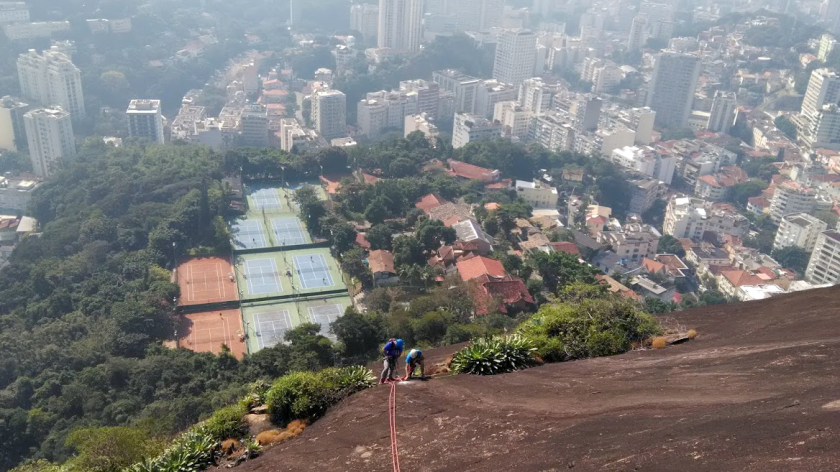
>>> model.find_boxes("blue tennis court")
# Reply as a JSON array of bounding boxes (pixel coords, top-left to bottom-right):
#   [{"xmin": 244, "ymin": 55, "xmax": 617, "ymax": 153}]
[
  {"xmin": 294, "ymin": 254, "xmax": 335, "ymax": 289},
  {"xmin": 232, "ymin": 220, "xmax": 266, "ymax": 249},
  {"xmin": 308, "ymin": 303, "xmax": 344, "ymax": 338},
  {"xmin": 251, "ymin": 188, "xmax": 281, "ymax": 210},
  {"xmin": 245, "ymin": 258, "xmax": 282, "ymax": 295},
  {"xmin": 253, "ymin": 310, "xmax": 292, "ymax": 348},
  {"xmin": 271, "ymin": 217, "xmax": 307, "ymax": 246}
]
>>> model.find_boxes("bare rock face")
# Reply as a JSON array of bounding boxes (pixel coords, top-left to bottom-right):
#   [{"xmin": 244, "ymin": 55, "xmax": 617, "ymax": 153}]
[{"xmin": 235, "ymin": 286, "xmax": 840, "ymax": 472}]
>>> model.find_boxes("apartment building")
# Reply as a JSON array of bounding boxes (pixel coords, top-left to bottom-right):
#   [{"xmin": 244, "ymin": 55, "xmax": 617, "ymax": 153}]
[
  {"xmin": 312, "ymin": 89, "xmax": 347, "ymax": 140},
  {"xmin": 514, "ymin": 180, "xmax": 558, "ymax": 209},
  {"xmin": 357, "ymin": 90, "xmax": 418, "ymax": 137},
  {"xmin": 773, "ymin": 213, "xmax": 828, "ymax": 252},
  {"xmin": 24, "ymin": 107, "xmax": 75, "ymax": 178},
  {"xmin": 17, "ymin": 47, "xmax": 85, "ymax": 119},
  {"xmin": 452, "ymin": 112, "xmax": 501, "ymax": 149},
  {"xmin": 0, "ymin": 95, "xmax": 28, "ymax": 151},
  {"xmin": 646, "ymin": 51, "xmax": 701, "ymax": 129},
  {"xmin": 805, "ymin": 231, "xmax": 840, "ymax": 284},
  {"xmin": 378, "ymin": 0, "xmax": 423, "ymax": 52},
  {"xmin": 126, "ymin": 99, "xmax": 165, "ymax": 144},
  {"xmin": 663, "ymin": 195, "xmax": 750, "ymax": 241},
  {"xmin": 492, "ymin": 29, "xmax": 537, "ymax": 87}
]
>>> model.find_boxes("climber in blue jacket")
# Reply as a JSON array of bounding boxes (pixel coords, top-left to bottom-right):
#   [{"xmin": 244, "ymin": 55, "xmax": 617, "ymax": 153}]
[{"xmin": 379, "ymin": 338, "xmax": 403, "ymax": 383}]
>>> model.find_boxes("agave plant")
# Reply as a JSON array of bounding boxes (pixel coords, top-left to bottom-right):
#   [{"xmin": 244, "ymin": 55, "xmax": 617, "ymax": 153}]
[
  {"xmin": 122, "ymin": 430, "xmax": 217, "ymax": 472},
  {"xmin": 451, "ymin": 335, "xmax": 536, "ymax": 375}
]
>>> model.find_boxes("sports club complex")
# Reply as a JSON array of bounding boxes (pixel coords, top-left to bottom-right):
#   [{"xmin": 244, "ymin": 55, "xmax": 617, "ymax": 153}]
[{"xmin": 173, "ymin": 181, "xmax": 351, "ymax": 359}]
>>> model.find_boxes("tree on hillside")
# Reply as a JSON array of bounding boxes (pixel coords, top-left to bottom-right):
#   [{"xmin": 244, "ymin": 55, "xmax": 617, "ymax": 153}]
[
  {"xmin": 331, "ymin": 309, "xmax": 385, "ymax": 363},
  {"xmin": 657, "ymin": 234, "xmax": 686, "ymax": 257},
  {"xmin": 774, "ymin": 115, "xmax": 797, "ymax": 140},
  {"xmin": 415, "ymin": 219, "xmax": 456, "ymax": 253},
  {"xmin": 365, "ymin": 224, "xmax": 394, "ymax": 251},
  {"xmin": 392, "ymin": 235, "xmax": 425, "ymax": 268},
  {"xmin": 529, "ymin": 251, "xmax": 598, "ymax": 294},
  {"xmin": 728, "ymin": 180, "xmax": 768, "ymax": 207},
  {"xmin": 771, "ymin": 246, "xmax": 810, "ymax": 274}
]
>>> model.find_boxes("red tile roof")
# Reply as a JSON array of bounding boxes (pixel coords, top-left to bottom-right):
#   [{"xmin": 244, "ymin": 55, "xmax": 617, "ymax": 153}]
[
  {"xmin": 356, "ymin": 232, "xmax": 371, "ymax": 250},
  {"xmin": 642, "ymin": 258, "xmax": 667, "ymax": 274},
  {"xmin": 548, "ymin": 241, "xmax": 579, "ymax": 255},
  {"xmin": 448, "ymin": 159, "xmax": 499, "ymax": 183},
  {"xmin": 456, "ymin": 256, "xmax": 506, "ymax": 281},
  {"xmin": 747, "ymin": 196, "xmax": 770, "ymax": 207},
  {"xmin": 470, "ymin": 274, "xmax": 534, "ymax": 316},
  {"xmin": 484, "ymin": 178, "xmax": 511, "ymax": 189},
  {"xmin": 721, "ymin": 270, "xmax": 764, "ymax": 287},
  {"xmin": 415, "ymin": 193, "xmax": 450, "ymax": 214},
  {"xmin": 369, "ymin": 250, "xmax": 395, "ymax": 274}
]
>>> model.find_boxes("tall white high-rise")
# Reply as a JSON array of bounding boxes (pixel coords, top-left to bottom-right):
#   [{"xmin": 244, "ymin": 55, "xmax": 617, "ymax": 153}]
[
  {"xmin": 240, "ymin": 104, "xmax": 269, "ymax": 147},
  {"xmin": 707, "ymin": 91, "xmax": 737, "ymax": 133},
  {"xmin": 518, "ymin": 77, "xmax": 553, "ymax": 114},
  {"xmin": 801, "ymin": 68, "xmax": 840, "ymax": 119},
  {"xmin": 378, "ymin": 0, "xmax": 423, "ymax": 52},
  {"xmin": 805, "ymin": 231, "xmax": 840, "ymax": 284},
  {"xmin": 474, "ymin": 79, "xmax": 516, "ymax": 119},
  {"xmin": 312, "ymin": 89, "xmax": 347, "ymax": 140},
  {"xmin": 350, "ymin": 4, "xmax": 379, "ymax": 44},
  {"xmin": 23, "ymin": 107, "xmax": 75, "ymax": 178},
  {"xmin": 818, "ymin": 34, "xmax": 837, "ymax": 61},
  {"xmin": 357, "ymin": 90, "xmax": 418, "ymax": 137},
  {"xmin": 0, "ymin": 95, "xmax": 28, "ymax": 151},
  {"xmin": 126, "ymin": 99, "xmax": 165, "ymax": 144},
  {"xmin": 627, "ymin": 15, "xmax": 648, "ymax": 51},
  {"xmin": 645, "ymin": 51, "xmax": 701, "ymax": 129},
  {"xmin": 17, "ymin": 47, "xmax": 85, "ymax": 119},
  {"xmin": 492, "ymin": 29, "xmax": 537, "ymax": 88}
]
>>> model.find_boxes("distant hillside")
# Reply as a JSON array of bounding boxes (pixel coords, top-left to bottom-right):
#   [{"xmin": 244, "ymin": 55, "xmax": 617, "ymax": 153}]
[{"xmin": 233, "ymin": 285, "xmax": 840, "ymax": 472}]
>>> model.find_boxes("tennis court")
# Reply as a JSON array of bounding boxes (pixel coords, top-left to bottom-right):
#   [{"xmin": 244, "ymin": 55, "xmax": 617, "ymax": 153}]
[
  {"xmin": 307, "ymin": 302, "xmax": 345, "ymax": 338},
  {"xmin": 241, "ymin": 295, "xmax": 351, "ymax": 352},
  {"xmin": 271, "ymin": 217, "xmax": 310, "ymax": 246},
  {"xmin": 294, "ymin": 253, "xmax": 335, "ymax": 289},
  {"xmin": 252, "ymin": 308, "xmax": 293, "ymax": 349},
  {"xmin": 178, "ymin": 309, "xmax": 246, "ymax": 359},
  {"xmin": 231, "ymin": 219, "xmax": 268, "ymax": 250},
  {"xmin": 251, "ymin": 187, "xmax": 282, "ymax": 210},
  {"xmin": 244, "ymin": 258, "xmax": 282, "ymax": 295},
  {"xmin": 235, "ymin": 249, "xmax": 343, "ymax": 300},
  {"xmin": 176, "ymin": 256, "xmax": 237, "ymax": 306}
]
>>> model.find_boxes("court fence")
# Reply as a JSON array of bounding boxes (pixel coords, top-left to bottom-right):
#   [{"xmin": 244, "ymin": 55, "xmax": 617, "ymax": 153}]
[
  {"xmin": 231, "ymin": 239, "xmax": 330, "ymax": 255},
  {"xmin": 177, "ymin": 299, "xmax": 241, "ymax": 315}
]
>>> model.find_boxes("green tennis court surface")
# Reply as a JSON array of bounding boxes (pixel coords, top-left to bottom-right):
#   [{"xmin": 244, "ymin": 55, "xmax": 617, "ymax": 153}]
[
  {"xmin": 234, "ymin": 248, "xmax": 343, "ymax": 300},
  {"xmin": 242, "ymin": 295, "xmax": 352, "ymax": 352}
]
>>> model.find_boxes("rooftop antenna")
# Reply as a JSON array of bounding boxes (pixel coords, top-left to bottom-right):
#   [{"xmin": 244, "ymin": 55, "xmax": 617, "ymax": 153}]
[{"xmin": 290, "ymin": 0, "xmax": 294, "ymax": 30}]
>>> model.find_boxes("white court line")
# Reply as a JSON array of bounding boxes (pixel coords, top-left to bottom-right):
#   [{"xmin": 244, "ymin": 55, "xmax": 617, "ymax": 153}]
[
  {"xmin": 269, "ymin": 258, "xmax": 281, "ymax": 292},
  {"xmin": 214, "ymin": 262, "xmax": 223, "ymax": 299},
  {"xmin": 254, "ymin": 310, "xmax": 291, "ymax": 349},
  {"xmin": 295, "ymin": 254, "xmax": 333, "ymax": 289},
  {"xmin": 188, "ymin": 263, "xmax": 195, "ymax": 301}
]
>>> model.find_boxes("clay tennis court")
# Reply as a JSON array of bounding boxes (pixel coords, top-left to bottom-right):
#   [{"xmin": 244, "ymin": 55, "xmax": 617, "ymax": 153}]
[
  {"xmin": 177, "ymin": 256, "xmax": 238, "ymax": 306},
  {"xmin": 178, "ymin": 309, "xmax": 247, "ymax": 359}
]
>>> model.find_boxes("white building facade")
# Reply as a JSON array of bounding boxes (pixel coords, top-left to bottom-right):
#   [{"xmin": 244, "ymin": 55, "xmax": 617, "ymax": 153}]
[{"xmin": 24, "ymin": 107, "xmax": 75, "ymax": 178}]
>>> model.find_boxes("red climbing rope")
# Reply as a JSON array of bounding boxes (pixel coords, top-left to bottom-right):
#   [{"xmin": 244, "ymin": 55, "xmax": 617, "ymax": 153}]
[{"xmin": 388, "ymin": 380, "xmax": 402, "ymax": 472}]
